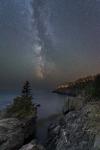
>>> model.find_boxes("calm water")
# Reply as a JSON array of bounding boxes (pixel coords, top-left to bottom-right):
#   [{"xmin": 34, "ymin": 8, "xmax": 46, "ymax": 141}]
[
  {"xmin": 0, "ymin": 90, "xmax": 67, "ymax": 118},
  {"xmin": 0, "ymin": 90, "xmax": 67, "ymax": 143}
]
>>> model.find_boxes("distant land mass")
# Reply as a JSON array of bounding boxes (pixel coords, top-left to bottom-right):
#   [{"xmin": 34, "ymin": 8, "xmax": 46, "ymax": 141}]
[{"xmin": 53, "ymin": 74, "xmax": 99, "ymax": 96}]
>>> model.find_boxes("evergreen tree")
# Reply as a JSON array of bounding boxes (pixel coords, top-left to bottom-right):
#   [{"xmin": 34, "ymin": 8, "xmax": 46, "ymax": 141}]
[
  {"xmin": 6, "ymin": 81, "xmax": 36, "ymax": 118},
  {"xmin": 22, "ymin": 81, "xmax": 32, "ymax": 97}
]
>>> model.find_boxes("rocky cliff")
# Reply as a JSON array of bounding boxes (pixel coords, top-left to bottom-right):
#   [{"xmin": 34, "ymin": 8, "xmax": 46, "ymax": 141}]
[{"xmin": 46, "ymin": 102, "xmax": 100, "ymax": 150}]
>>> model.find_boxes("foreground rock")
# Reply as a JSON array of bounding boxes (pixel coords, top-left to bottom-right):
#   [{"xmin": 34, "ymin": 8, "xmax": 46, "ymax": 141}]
[
  {"xmin": 46, "ymin": 102, "xmax": 100, "ymax": 150},
  {"xmin": 0, "ymin": 117, "xmax": 36, "ymax": 150},
  {"xmin": 19, "ymin": 140, "xmax": 45, "ymax": 150}
]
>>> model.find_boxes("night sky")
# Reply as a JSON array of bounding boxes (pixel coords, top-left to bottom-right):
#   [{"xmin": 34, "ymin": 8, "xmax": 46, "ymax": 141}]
[{"xmin": 0, "ymin": 0, "xmax": 100, "ymax": 90}]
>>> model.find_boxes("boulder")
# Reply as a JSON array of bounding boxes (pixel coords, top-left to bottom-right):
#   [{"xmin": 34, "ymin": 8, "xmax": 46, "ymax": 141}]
[
  {"xmin": 0, "ymin": 117, "xmax": 36, "ymax": 150},
  {"xmin": 19, "ymin": 140, "xmax": 45, "ymax": 150}
]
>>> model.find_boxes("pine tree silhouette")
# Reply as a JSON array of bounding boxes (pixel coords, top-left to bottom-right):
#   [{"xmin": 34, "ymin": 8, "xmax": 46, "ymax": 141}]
[{"xmin": 22, "ymin": 81, "xmax": 32, "ymax": 97}]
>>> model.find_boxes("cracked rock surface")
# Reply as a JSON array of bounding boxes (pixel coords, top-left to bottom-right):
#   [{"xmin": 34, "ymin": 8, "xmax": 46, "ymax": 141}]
[{"xmin": 46, "ymin": 103, "xmax": 100, "ymax": 150}]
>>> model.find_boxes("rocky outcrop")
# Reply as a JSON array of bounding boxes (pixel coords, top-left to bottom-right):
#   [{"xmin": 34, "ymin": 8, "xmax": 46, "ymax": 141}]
[
  {"xmin": 53, "ymin": 75, "xmax": 96, "ymax": 96},
  {"xmin": 0, "ymin": 117, "xmax": 36, "ymax": 150},
  {"xmin": 46, "ymin": 103, "xmax": 100, "ymax": 150},
  {"xmin": 19, "ymin": 140, "xmax": 45, "ymax": 150}
]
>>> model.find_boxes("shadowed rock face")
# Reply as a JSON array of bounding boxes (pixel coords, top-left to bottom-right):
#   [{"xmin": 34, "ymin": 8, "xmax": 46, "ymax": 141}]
[
  {"xmin": 46, "ymin": 104, "xmax": 99, "ymax": 150},
  {"xmin": 0, "ymin": 117, "xmax": 36, "ymax": 150}
]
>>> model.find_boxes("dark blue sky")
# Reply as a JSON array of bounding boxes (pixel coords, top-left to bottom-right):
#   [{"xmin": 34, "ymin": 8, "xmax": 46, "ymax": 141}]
[{"xmin": 0, "ymin": 0, "xmax": 100, "ymax": 89}]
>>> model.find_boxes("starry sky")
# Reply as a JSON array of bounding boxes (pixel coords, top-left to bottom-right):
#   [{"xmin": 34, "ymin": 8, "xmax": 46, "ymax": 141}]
[{"xmin": 0, "ymin": 0, "xmax": 100, "ymax": 90}]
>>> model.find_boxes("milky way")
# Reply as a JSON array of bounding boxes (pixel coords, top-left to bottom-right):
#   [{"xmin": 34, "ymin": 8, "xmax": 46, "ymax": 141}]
[
  {"xmin": 0, "ymin": 0, "xmax": 100, "ymax": 89},
  {"xmin": 31, "ymin": 0, "xmax": 100, "ymax": 82},
  {"xmin": 32, "ymin": 0, "xmax": 56, "ymax": 79}
]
